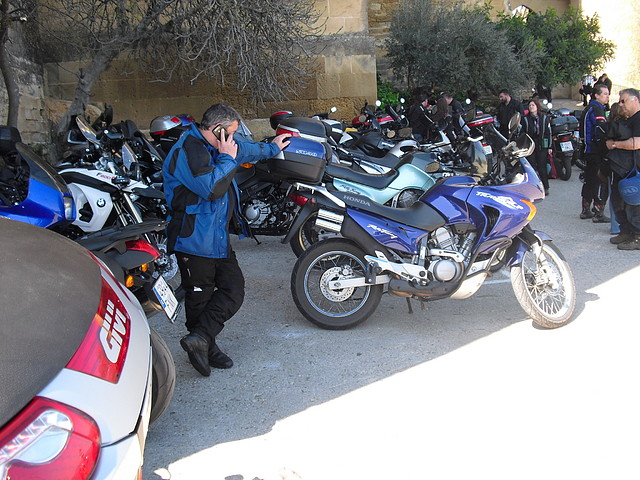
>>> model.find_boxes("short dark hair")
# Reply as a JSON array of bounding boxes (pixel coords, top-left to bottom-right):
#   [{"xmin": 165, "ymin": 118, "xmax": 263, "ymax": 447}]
[
  {"xmin": 592, "ymin": 83, "xmax": 610, "ymax": 96},
  {"xmin": 499, "ymin": 89, "xmax": 510, "ymax": 96},
  {"xmin": 200, "ymin": 103, "xmax": 243, "ymax": 130}
]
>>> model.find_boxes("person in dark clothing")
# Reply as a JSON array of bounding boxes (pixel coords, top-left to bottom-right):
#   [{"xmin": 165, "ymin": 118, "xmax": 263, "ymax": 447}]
[
  {"xmin": 521, "ymin": 98, "xmax": 552, "ymax": 194},
  {"xmin": 579, "ymin": 83, "xmax": 610, "ymax": 222},
  {"xmin": 162, "ymin": 103, "xmax": 290, "ymax": 376},
  {"xmin": 496, "ymin": 89, "xmax": 525, "ymax": 138},
  {"xmin": 605, "ymin": 88, "xmax": 640, "ymax": 250},
  {"xmin": 407, "ymin": 94, "xmax": 433, "ymax": 141},
  {"xmin": 597, "ymin": 73, "xmax": 612, "ymax": 93},
  {"xmin": 580, "ymin": 75, "xmax": 595, "ymax": 107}
]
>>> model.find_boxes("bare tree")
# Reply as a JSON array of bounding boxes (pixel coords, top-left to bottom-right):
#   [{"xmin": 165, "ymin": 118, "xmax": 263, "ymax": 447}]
[
  {"xmin": 0, "ymin": 0, "xmax": 31, "ymax": 127},
  {"xmin": 21, "ymin": 0, "xmax": 323, "ymax": 137}
]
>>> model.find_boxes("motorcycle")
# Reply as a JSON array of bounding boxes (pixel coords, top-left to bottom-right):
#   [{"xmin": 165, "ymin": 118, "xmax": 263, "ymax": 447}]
[
  {"xmin": 0, "ymin": 129, "xmax": 179, "ymax": 321},
  {"xmin": 548, "ymin": 107, "xmax": 580, "ymax": 181},
  {"xmin": 60, "ymin": 116, "xmax": 180, "ymax": 289},
  {"xmin": 287, "ymin": 116, "xmax": 576, "ymax": 330}
]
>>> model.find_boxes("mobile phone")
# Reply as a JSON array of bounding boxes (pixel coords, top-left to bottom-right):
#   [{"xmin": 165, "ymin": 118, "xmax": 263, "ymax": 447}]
[{"xmin": 212, "ymin": 124, "xmax": 227, "ymax": 140}]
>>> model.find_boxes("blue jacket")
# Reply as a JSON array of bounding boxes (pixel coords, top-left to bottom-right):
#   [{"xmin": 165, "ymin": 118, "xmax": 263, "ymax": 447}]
[{"xmin": 162, "ymin": 123, "xmax": 280, "ymax": 258}]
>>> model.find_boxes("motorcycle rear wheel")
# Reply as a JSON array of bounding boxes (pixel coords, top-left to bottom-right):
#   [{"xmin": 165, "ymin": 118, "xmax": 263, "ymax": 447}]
[
  {"xmin": 289, "ymin": 212, "xmax": 340, "ymax": 257},
  {"xmin": 150, "ymin": 327, "xmax": 176, "ymax": 424},
  {"xmin": 291, "ymin": 239, "xmax": 383, "ymax": 329},
  {"xmin": 510, "ymin": 240, "xmax": 575, "ymax": 328}
]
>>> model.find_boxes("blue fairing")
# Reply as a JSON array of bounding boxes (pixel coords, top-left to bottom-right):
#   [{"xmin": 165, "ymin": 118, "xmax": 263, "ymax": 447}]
[
  {"xmin": 0, "ymin": 178, "xmax": 71, "ymax": 228},
  {"xmin": 345, "ymin": 158, "xmax": 544, "ymax": 258},
  {"xmin": 348, "ymin": 208, "xmax": 428, "ymax": 254}
]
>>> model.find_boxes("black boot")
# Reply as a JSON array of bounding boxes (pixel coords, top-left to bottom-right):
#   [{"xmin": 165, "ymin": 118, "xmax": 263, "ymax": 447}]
[
  {"xmin": 592, "ymin": 204, "xmax": 610, "ymax": 223},
  {"xmin": 580, "ymin": 199, "xmax": 593, "ymax": 219}
]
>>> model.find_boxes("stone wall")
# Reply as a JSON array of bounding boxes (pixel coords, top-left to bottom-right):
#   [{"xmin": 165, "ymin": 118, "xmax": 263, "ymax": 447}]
[{"xmin": 43, "ymin": 0, "xmax": 378, "ymax": 130}]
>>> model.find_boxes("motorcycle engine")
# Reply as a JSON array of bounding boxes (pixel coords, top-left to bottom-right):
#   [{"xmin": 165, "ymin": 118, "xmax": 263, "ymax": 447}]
[
  {"xmin": 243, "ymin": 188, "xmax": 296, "ymax": 231},
  {"xmin": 426, "ymin": 227, "xmax": 474, "ymax": 282}
]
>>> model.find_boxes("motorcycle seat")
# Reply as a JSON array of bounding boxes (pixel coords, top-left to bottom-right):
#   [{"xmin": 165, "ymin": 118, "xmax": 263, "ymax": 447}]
[
  {"xmin": 331, "ymin": 190, "xmax": 446, "ymax": 231},
  {"xmin": 325, "ymin": 163, "xmax": 399, "ymax": 190}
]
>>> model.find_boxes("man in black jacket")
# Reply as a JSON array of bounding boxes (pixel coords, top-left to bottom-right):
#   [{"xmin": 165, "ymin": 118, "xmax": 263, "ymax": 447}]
[
  {"xmin": 605, "ymin": 88, "xmax": 640, "ymax": 250},
  {"xmin": 496, "ymin": 89, "xmax": 525, "ymax": 138}
]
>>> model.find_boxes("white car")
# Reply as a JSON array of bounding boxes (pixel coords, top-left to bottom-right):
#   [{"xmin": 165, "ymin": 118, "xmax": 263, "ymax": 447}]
[{"xmin": 0, "ymin": 219, "xmax": 173, "ymax": 479}]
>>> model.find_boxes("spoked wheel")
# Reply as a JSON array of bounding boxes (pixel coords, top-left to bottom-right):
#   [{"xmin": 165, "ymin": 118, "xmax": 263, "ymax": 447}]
[
  {"xmin": 289, "ymin": 212, "xmax": 339, "ymax": 257},
  {"xmin": 510, "ymin": 240, "xmax": 576, "ymax": 328},
  {"xmin": 291, "ymin": 239, "xmax": 383, "ymax": 329}
]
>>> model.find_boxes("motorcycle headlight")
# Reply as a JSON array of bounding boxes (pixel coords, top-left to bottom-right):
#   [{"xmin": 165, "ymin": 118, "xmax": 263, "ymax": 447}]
[{"xmin": 63, "ymin": 196, "xmax": 75, "ymax": 221}]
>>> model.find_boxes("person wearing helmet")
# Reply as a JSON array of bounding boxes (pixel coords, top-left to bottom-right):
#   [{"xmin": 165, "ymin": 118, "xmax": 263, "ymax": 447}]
[{"xmin": 162, "ymin": 103, "xmax": 290, "ymax": 376}]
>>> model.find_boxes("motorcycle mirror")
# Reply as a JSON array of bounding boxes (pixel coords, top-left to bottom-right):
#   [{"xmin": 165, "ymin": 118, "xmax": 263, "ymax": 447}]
[
  {"xmin": 121, "ymin": 142, "xmax": 137, "ymax": 171},
  {"xmin": 75, "ymin": 116, "xmax": 100, "ymax": 146}
]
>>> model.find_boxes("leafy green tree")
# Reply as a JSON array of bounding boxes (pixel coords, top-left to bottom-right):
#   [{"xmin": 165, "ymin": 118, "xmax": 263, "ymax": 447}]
[
  {"xmin": 385, "ymin": 0, "xmax": 537, "ymax": 98},
  {"xmin": 497, "ymin": 7, "xmax": 615, "ymax": 88}
]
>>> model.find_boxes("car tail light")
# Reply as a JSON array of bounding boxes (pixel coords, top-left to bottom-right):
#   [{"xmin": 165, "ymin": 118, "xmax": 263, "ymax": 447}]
[
  {"xmin": 275, "ymin": 126, "xmax": 300, "ymax": 137},
  {"xmin": 125, "ymin": 238, "xmax": 160, "ymax": 260},
  {"xmin": 66, "ymin": 278, "xmax": 131, "ymax": 383},
  {"xmin": 0, "ymin": 397, "xmax": 100, "ymax": 480}
]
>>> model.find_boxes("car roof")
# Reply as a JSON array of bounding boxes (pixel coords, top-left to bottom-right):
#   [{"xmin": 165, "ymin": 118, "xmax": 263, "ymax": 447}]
[{"xmin": 0, "ymin": 218, "xmax": 102, "ymax": 426}]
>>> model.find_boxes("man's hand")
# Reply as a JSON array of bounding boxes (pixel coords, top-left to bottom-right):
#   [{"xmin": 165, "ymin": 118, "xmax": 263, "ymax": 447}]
[
  {"xmin": 273, "ymin": 133, "xmax": 291, "ymax": 151},
  {"xmin": 606, "ymin": 139, "xmax": 616, "ymax": 150},
  {"xmin": 217, "ymin": 129, "xmax": 238, "ymax": 158}
]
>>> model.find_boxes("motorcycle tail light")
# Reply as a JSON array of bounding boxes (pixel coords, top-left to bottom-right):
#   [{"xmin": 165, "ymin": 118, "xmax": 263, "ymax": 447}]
[
  {"xmin": 125, "ymin": 238, "xmax": 160, "ymax": 260},
  {"xmin": 275, "ymin": 126, "xmax": 300, "ymax": 137},
  {"xmin": 66, "ymin": 278, "xmax": 131, "ymax": 383},
  {"xmin": 289, "ymin": 193, "xmax": 309, "ymax": 206},
  {"xmin": 0, "ymin": 397, "xmax": 100, "ymax": 480}
]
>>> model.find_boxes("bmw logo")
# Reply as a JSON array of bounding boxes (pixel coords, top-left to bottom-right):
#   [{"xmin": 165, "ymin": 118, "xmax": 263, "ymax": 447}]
[{"xmin": 96, "ymin": 198, "xmax": 106, "ymax": 208}]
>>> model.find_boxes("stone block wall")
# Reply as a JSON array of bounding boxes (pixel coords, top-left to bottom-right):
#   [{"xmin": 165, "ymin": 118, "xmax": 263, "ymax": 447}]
[{"xmin": 43, "ymin": 0, "xmax": 378, "ymax": 129}]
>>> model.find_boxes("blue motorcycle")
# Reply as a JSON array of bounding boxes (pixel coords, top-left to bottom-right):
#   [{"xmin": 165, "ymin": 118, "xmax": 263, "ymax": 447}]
[{"xmin": 289, "ymin": 132, "xmax": 576, "ymax": 330}]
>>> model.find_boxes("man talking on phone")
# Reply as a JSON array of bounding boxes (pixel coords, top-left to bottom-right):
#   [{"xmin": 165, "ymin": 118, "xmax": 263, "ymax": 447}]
[{"xmin": 163, "ymin": 103, "xmax": 290, "ymax": 376}]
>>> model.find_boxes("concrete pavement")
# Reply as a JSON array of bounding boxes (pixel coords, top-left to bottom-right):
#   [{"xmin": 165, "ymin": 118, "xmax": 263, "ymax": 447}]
[{"xmin": 144, "ymin": 143, "xmax": 639, "ymax": 480}]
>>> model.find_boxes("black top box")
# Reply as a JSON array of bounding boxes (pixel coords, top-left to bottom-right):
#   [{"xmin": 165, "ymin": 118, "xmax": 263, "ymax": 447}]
[{"xmin": 267, "ymin": 136, "xmax": 331, "ymax": 184}]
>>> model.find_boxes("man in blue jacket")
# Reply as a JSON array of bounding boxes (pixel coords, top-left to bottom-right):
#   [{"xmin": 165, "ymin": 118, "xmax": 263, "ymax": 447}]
[{"xmin": 163, "ymin": 103, "xmax": 290, "ymax": 376}]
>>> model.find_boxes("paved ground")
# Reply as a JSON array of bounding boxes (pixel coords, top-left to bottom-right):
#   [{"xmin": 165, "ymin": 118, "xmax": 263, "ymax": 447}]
[{"xmin": 143, "ymin": 119, "xmax": 639, "ymax": 480}]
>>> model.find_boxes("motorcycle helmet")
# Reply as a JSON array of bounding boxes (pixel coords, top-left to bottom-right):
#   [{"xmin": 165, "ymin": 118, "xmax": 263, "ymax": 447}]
[{"xmin": 150, "ymin": 115, "xmax": 182, "ymax": 141}]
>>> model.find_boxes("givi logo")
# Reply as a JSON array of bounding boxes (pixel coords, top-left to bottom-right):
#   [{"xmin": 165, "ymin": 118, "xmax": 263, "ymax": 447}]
[{"xmin": 99, "ymin": 300, "xmax": 129, "ymax": 363}]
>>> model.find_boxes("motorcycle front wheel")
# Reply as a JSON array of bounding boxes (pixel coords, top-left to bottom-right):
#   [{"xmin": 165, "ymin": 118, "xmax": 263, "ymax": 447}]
[
  {"xmin": 291, "ymin": 239, "xmax": 383, "ymax": 329},
  {"xmin": 510, "ymin": 240, "xmax": 576, "ymax": 328}
]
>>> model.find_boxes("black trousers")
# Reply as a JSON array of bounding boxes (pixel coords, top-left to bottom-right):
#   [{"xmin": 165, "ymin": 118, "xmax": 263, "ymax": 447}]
[
  {"xmin": 611, "ymin": 174, "xmax": 640, "ymax": 234},
  {"xmin": 176, "ymin": 250, "xmax": 245, "ymax": 344},
  {"xmin": 527, "ymin": 149, "xmax": 549, "ymax": 190},
  {"xmin": 581, "ymin": 153, "xmax": 609, "ymax": 207}
]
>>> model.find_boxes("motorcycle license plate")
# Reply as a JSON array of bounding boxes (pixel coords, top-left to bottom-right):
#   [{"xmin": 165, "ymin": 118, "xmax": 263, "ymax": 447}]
[
  {"xmin": 482, "ymin": 144, "xmax": 492, "ymax": 155},
  {"xmin": 152, "ymin": 275, "xmax": 180, "ymax": 321},
  {"xmin": 560, "ymin": 141, "xmax": 573, "ymax": 153}
]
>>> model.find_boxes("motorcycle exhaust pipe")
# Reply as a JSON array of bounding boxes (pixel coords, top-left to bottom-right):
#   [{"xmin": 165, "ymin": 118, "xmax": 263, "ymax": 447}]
[{"xmin": 315, "ymin": 209, "xmax": 344, "ymax": 233}]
